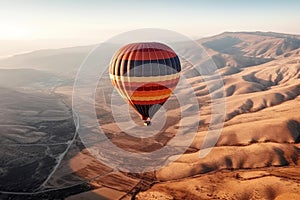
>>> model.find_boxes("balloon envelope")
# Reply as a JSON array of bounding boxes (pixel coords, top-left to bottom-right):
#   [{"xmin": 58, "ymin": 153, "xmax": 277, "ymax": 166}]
[{"xmin": 109, "ymin": 42, "xmax": 181, "ymax": 124}]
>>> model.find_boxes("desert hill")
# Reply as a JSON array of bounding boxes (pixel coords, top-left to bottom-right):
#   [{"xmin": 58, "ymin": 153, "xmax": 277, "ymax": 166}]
[
  {"xmin": 58, "ymin": 32, "xmax": 300, "ymax": 200},
  {"xmin": 200, "ymin": 31, "xmax": 300, "ymax": 69},
  {"xmin": 135, "ymin": 32, "xmax": 300, "ymax": 199},
  {"xmin": 1, "ymin": 31, "xmax": 300, "ymax": 200}
]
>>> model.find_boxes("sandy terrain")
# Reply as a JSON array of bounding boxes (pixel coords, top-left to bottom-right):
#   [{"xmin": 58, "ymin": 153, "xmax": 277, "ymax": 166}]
[
  {"xmin": 1, "ymin": 31, "xmax": 300, "ymax": 200},
  {"xmin": 61, "ymin": 32, "xmax": 300, "ymax": 200},
  {"xmin": 134, "ymin": 32, "xmax": 300, "ymax": 200}
]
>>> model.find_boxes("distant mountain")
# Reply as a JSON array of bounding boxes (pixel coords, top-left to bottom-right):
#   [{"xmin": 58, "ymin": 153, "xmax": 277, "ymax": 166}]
[
  {"xmin": 1, "ymin": 31, "xmax": 300, "ymax": 77},
  {"xmin": 0, "ymin": 68, "xmax": 66, "ymax": 89},
  {"xmin": 201, "ymin": 31, "xmax": 300, "ymax": 57},
  {"xmin": 0, "ymin": 45, "xmax": 95, "ymax": 77},
  {"xmin": 0, "ymin": 31, "xmax": 300, "ymax": 90},
  {"xmin": 199, "ymin": 31, "xmax": 300, "ymax": 69}
]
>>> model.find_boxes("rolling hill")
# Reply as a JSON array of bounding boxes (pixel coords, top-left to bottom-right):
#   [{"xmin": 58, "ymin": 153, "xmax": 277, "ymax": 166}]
[
  {"xmin": 136, "ymin": 31, "xmax": 300, "ymax": 199},
  {"xmin": 1, "ymin": 31, "xmax": 300, "ymax": 200}
]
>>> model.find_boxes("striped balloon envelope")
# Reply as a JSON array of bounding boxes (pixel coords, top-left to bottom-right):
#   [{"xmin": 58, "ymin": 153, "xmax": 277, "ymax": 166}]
[{"xmin": 109, "ymin": 42, "xmax": 181, "ymax": 126}]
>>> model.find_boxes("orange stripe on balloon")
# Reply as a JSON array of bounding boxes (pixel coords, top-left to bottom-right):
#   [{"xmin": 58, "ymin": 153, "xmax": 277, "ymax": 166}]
[{"xmin": 131, "ymin": 98, "xmax": 169, "ymax": 105}]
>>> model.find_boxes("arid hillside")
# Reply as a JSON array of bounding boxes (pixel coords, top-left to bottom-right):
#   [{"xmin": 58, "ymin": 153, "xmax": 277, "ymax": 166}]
[
  {"xmin": 1, "ymin": 32, "xmax": 300, "ymax": 200},
  {"xmin": 136, "ymin": 32, "xmax": 300, "ymax": 200}
]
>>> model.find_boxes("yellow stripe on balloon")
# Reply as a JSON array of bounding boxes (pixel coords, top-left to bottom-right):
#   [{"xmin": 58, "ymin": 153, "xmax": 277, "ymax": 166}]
[
  {"xmin": 129, "ymin": 93, "xmax": 171, "ymax": 101},
  {"xmin": 130, "ymin": 89, "xmax": 172, "ymax": 97}
]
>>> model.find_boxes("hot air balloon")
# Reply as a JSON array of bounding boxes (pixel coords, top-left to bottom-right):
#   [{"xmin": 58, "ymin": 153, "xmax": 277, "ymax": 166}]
[{"xmin": 109, "ymin": 42, "xmax": 181, "ymax": 126}]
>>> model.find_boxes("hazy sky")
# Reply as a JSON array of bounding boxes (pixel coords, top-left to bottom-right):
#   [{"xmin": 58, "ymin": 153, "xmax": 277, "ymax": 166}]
[{"xmin": 0, "ymin": 0, "xmax": 299, "ymax": 57}]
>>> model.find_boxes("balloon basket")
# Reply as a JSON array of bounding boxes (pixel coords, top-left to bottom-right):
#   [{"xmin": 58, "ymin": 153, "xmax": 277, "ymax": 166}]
[{"xmin": 143, "ymin": 120, "xmax": 151, "ymax": 126}]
